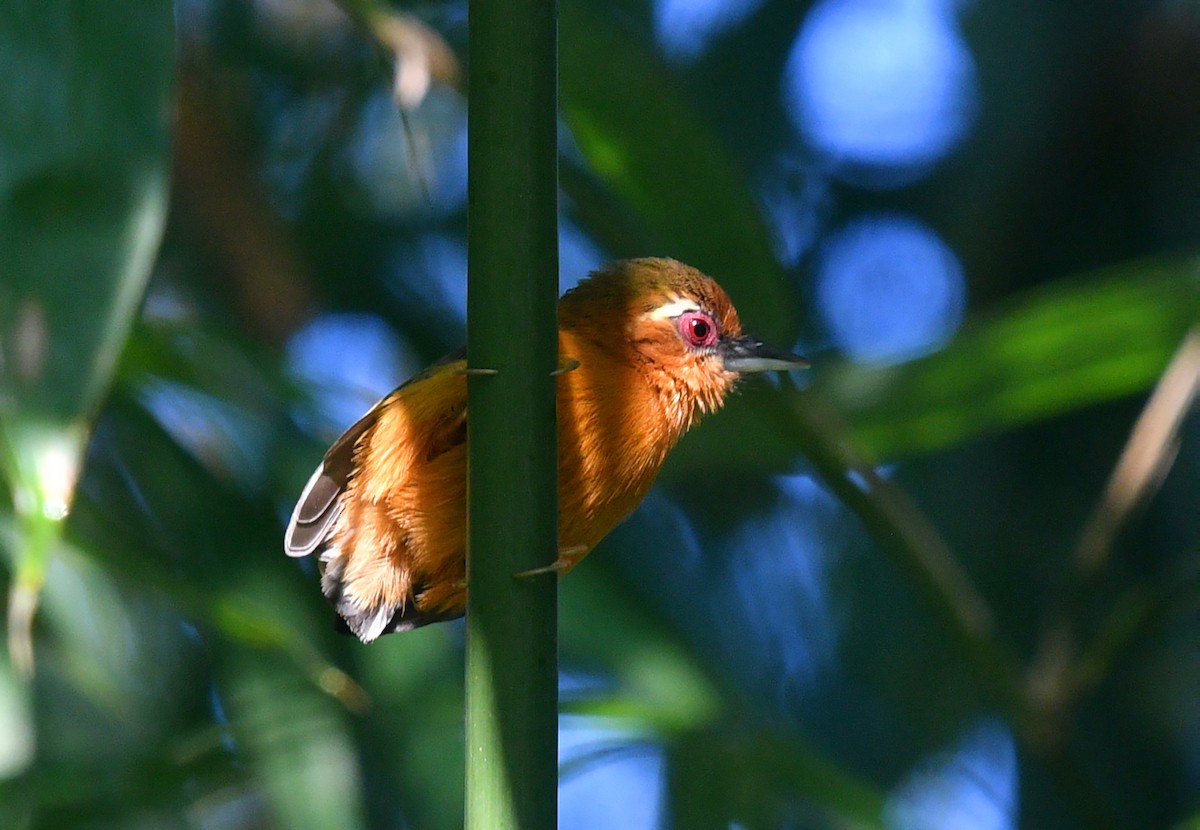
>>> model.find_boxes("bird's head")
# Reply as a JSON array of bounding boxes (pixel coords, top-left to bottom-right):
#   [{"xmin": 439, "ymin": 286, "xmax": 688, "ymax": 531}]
[{"xmin": 560, "ymin": 258, "xmax": 807, "ymax": 428}]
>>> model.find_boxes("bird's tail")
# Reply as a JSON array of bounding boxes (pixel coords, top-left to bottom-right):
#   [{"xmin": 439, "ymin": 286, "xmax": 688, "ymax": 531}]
[{"xmin": 319, "ymin": 546, "xmax": 460, "ymax": 642}]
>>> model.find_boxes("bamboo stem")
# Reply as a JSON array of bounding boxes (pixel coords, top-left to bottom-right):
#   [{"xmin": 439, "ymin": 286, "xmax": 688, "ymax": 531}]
[{"xmin": 464, "ymin": 1, "xmax": 560, "ymax": 829}]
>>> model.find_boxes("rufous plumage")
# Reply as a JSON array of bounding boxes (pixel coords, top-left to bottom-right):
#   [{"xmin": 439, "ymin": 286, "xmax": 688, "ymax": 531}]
[{"xmin": 285, "ymin": 258, "xmax": 806, "ymax": 642}]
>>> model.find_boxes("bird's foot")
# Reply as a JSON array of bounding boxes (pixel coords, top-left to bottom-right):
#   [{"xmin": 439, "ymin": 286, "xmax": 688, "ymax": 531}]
[
  {"xmin": 514, "ymin": 545, "xmax": 588, "ymax": 578},
  {"xmin": 459, "ymin": 367, "xmax": 499, "ymax": 376},
  {"xmin": 551, "ymin": 358, "xmax": 581, "ymax": 376}
]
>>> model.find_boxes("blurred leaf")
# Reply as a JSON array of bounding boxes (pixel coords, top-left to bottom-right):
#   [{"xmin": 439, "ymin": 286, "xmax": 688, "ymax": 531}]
[
  {"xmin": 72, "ymin": 392, "xmax": 371, "ymax": 713},
  {"xmin": 1171, "ymin": 812, "xmax": 1200, "ymax": 830},
  {"xmin": 122, "ymin": 320, "xmax": 289, "ymax": 411},
  {"xmin": 38, "ymin": 546, "xmax": 162, "ymax": 718},
  {"xmin": 560, "ymin": 564, "xmax": 723, "ymax": 735},
  {"xmin": 668, "ymin": 257, "xmax": 1200, "ymax": 479},
  {"xmin": 0, "ymin": 0, "xmax": 174, "ymax": 471},
  {"xmin": 666, "ymin": 380, "xmax": 811, "ymax": 481},
  {"xmin": 560, "ymin": 1, "xmax": 796, "ymax": 342},
  {"xmin": 0, "ymin": 0, "xmax": 174, "ymax": 671},
  {"xmin": 354, "ymin": 630, "xmax": 465, "ymax": 830},
  {"xmin": 667, "ymin": 726, "xmax": 886, "ymax": 830},
  {"xmin": 223, "ymin": 647, "xmax": 369, "ymax": 830},
  {"xmin": 829, "ymin": 258, "xmax": 1200, "ymax": 458},
  {"xmin": 560, "ymin": 555, "xmax": 885, "ymax": 829},
  {"xmin": 0, "ymin": 653, "xmax": 33, "ymax": 779}
]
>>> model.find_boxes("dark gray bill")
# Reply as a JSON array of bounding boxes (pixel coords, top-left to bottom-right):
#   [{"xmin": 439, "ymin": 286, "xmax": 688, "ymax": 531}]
[{"xmin": 719, "ymin": 336, "xmax": 809, "ymax": 373}]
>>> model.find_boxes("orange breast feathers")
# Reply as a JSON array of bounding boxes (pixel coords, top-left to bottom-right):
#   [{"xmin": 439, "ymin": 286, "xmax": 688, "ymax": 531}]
[{"xmin": 284, "ymin": 332, "xmax": 675, "ymax": 643}]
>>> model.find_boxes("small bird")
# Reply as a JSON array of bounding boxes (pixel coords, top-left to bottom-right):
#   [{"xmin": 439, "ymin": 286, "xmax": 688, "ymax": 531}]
[{"xmin": 285, "ymin": 257, "xmax": 806, "ymax": 642}]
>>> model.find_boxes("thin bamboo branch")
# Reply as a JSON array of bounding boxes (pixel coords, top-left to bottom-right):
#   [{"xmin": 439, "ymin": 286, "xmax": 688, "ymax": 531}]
[
  {"xmin": 331, "ymin": 0, "xmax": 461, "ymax": 107},
  {"xmin": 787, "ymin": 389, "xmax": 1027, "ymax": 716},
  {"xmin": 789, "ymin": 390, "xmax": 1127, "ymax": 826},
  {"xmin": 1028, "ymin": 328, "xmax": 1200, "ymax": 728},
  {"xmin": 326, "ymin": 0, "xmax": 461, "ymax": 209},
  {"xmin": 464, "ymin": 1, "xmax": 560, "ymax": 829},
  {"xmin": 1073, "ymin": 329, "xmax": 1200, "ymax": 576},
  {"xmin": 1067, "ymin": 551, "xmax": 1200, "ymax": 697}
]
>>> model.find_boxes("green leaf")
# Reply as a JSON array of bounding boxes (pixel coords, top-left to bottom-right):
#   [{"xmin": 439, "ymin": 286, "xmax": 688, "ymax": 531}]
[
  {"xmin": 666, "ymin": 727, "xmax": 886, "ymax": 830},
  {"xmin": 560, "ymin": 1, "xmax": 796, "ymax": 342},
  {"xmin": 667, "ymin": 257, "xmax": 1200, "ymax": 479},
  {"xmin": 0, "ymin": 0, "xmax": 174, "ymax": 671},
  {"xmin": 828, "ymin": 258, "xmax": 1200, "ymax": 458},
  {"xmin": 223, "ymin": 647, "xmax": 369, "ymax": 830}
]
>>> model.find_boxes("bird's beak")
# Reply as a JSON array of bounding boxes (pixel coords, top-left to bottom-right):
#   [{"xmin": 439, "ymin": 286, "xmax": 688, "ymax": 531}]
[{"xmin": 719, "ymin": 336, "xmax": 810, "ymax": 374}]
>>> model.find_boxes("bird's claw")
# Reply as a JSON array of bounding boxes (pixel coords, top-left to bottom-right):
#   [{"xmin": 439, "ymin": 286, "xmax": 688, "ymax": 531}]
[
  {"xmin": 514, "ymin": 561, "xmax": 568, "ymax": 578},
  {"xmin": 514, "ymin": 545, "xmax": 588, "ymax": 579},
  {"xmin": 459, "ymin": 367, "xmax": 499, "ymax": 376},
  {"xmin": 551, "ymin": 359, "xmax": 581, "ymax": 377}
]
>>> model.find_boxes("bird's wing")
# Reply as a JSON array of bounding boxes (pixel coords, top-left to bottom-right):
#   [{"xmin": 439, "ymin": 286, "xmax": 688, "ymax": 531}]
[
  {"xmin": 283, "ymin": 407, "xmax": 376, "ymax": 558},
  {"xmin": 284, "ymin": 348, "xmax": 466, "ymax": 559}
]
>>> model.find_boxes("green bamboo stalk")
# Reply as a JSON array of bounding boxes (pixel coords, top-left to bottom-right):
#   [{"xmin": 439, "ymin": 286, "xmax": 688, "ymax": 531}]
[{"xmin": 464, "ymin": 1, "xmax": 560, "ymax": 828}]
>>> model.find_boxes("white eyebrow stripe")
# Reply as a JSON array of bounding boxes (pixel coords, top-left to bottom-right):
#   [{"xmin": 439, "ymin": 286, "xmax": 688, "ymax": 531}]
[{"xmin": 645, "ymin": 297, "xmax": 701, "ymax": 320}]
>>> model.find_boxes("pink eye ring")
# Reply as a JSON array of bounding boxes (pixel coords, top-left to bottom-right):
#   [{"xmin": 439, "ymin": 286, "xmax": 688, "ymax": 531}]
[{"xmin": 678, "ymin": 311, "xmax": 719, "ymax": 348}]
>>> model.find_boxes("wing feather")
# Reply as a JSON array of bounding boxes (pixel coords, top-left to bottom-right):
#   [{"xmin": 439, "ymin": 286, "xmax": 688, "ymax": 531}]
[
  {"xmin": 283, "ymin": 409, "xmax": 376, "ymax": 557},
  {"xmin": 284, "ymin": 348, "xmax": 466, "ymax": 560},
  {"xmin": 284, "ymin": 349, "xmax": 471, "ymax": 640}
]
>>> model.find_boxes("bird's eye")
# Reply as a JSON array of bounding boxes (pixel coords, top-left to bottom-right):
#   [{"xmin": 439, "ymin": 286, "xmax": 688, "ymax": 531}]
[{"xmin": 678, "ymin": 311, "xmax": 719, "ymax": 349}]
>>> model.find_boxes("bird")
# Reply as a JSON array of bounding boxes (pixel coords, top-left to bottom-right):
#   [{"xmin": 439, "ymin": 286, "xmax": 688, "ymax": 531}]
[{"xmin": 285, "ymin": 257, "xmax": 807, "ymax": 642}]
